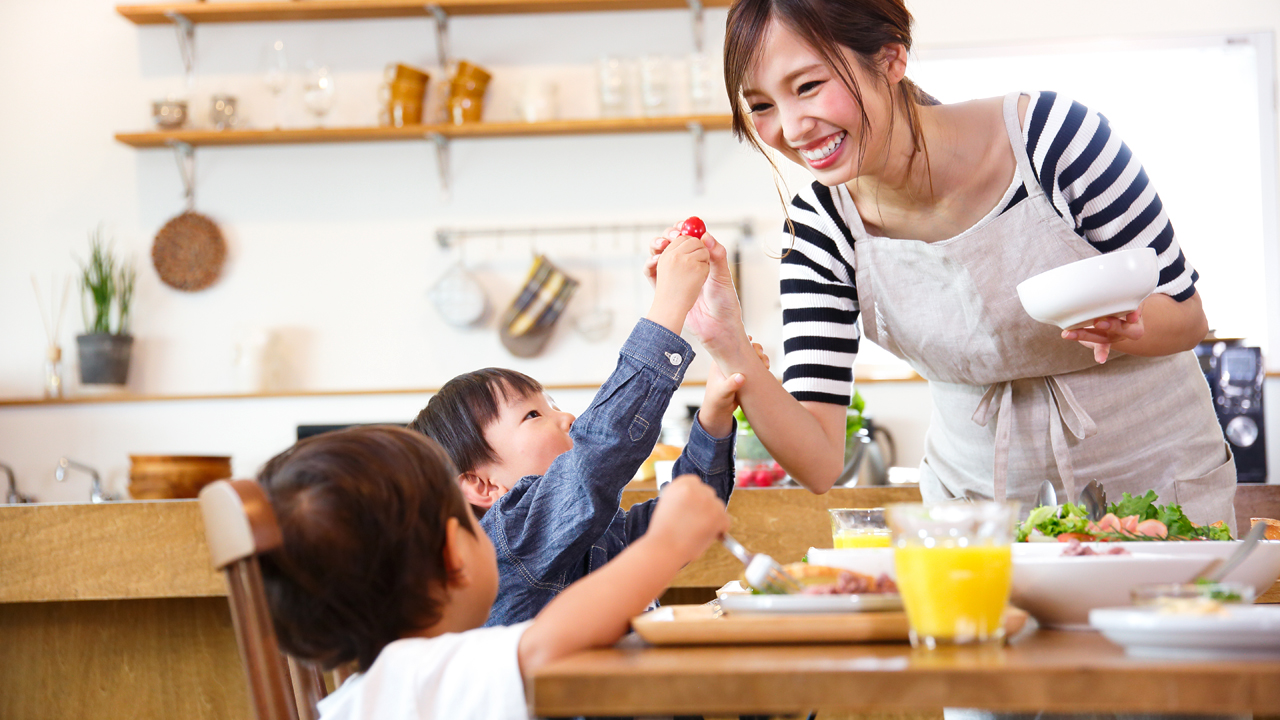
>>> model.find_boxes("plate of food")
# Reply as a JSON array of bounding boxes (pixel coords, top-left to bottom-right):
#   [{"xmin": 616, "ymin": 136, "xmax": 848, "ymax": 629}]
[
  {"xmin": 718, "ymin": 563, "xmax": 902, "ymax": 615},
  {"xmin": 1089, "ymin": 605, "xmax": 1280, "ymax": 659}
]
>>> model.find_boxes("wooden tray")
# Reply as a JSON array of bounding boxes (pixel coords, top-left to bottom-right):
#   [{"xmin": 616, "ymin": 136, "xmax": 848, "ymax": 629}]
[{"xmin": 631, "ymin": 603, "xmax": 1029, "ymax": 645}]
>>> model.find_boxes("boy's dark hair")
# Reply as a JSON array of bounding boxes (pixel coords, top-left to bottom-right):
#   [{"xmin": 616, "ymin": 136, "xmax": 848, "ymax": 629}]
[
  {"xmin": 257, "ymin": 425, "xmax": 475, "ymax": 672},
  {"xmin": 408, "ymin": 368, "xmax": 543, "ymax": 475}
]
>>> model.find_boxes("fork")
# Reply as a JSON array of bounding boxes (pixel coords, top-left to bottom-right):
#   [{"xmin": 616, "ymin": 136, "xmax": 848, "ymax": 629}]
[{"xmin": 720, "ymin": 533, "xmax": 802, "ymax": 594}]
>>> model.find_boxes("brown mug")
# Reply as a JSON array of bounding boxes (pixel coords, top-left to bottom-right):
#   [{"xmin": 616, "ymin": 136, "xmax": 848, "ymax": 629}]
[
  {"xmin": 380, "ymin": 63, "xmax": 430, "ymax": 127},
  {"xmin": 448, "ymin": 60, "xmax": 492, "ymax": 124}
]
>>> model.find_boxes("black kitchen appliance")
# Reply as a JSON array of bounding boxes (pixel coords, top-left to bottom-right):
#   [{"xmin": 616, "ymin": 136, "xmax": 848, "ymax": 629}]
[
  {"xmin": 297, "ymin": 422, "xmax": 408, "ymax": 441},
  {"xmin": 1193, "ymin": 340, "xmax": 1267, "ymax": 483}
]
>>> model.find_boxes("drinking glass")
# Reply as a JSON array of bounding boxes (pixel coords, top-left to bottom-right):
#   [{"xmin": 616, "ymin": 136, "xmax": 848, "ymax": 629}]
[
  {"xmin": 638, "ymin": 55, "xmax": 669, "ymax": 117},
  {"xmin": 829, "ymin": 508, "xmax": 891, "ymax": 548},
  {"xmin": 261, "ymin": 40, "xmax": 289, "ymax": 128},
  {"xmin": 597, "ymin": 56, "xmax": 628, "ymax": 118},
  {"xmin": 302, "ymin": 64, "xmax": 336, "ymax": 126},
  {"xmin": 687, "ymin": 52, "xmax": 717, "ymax": 112},
  {"xmin": 886, "ymin": 501, "xmax": 1019, "ymax": 649}
]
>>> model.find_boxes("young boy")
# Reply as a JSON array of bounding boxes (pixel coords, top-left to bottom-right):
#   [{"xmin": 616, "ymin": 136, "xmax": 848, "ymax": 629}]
[
  {"xmin": 409, "ymin": 232, "xmax": 761, "ymax": 626},
  {"xmin": 257, "ymin": 426, "xmax": 730, "ymax": 720}
]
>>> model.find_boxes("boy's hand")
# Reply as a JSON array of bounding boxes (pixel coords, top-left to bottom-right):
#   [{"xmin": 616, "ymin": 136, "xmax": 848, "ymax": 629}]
[
  {"xmin": 647, "ymin": 475, "xmax": 731, "ymax": 564},
  {"xmin": 646, "ymin": 233, "xmax": 710, "ymax": 335},
  {"xmin": 699, "ymin": 338, "xmax": 769, "ymax": 437}
]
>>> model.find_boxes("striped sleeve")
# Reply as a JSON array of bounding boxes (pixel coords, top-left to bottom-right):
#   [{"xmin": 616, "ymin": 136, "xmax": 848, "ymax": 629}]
[
  {"xmin": 778, "ymin": 181, "xmax": 861, "ymax": 406},
  {"xmin": 1023, "ymin": 90, "xmax": 1198, "ymax": 301}
]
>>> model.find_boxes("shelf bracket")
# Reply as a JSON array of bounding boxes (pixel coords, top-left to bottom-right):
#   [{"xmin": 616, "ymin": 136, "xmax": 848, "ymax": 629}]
[
  {"xmin": 164, "ymin": 11, "xmax": 196, "ymax": 89},
  {"xmin": 686, "ymin": 0, "xmax": 704, "ymax": 54},
  {"xmin": 427, "ymin": 5, "xmax": 450, "ymax": 69},
  {"xmin": 166, "ymin": 140, "xmax": 196, "ymax": 211},
  {"xmin": 687, "ymin": 121, "xmax": 706, "ymax": 196},
  {"xmin": 426, "ymin": 132, "xmax": 451, "ymax": 202}
]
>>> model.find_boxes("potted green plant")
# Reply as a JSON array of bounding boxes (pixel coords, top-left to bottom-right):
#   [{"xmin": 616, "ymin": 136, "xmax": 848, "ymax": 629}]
[{"xmin": 76, "ymin": 228, "xmax": 136, "ymax": 386}]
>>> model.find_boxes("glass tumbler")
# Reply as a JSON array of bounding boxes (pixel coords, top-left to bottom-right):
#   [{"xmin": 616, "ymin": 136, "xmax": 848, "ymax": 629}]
[
  {"xmin": 638, "ymin": 55, "xmax": 669, "ymax": 116},
  {"xmin": 829, "ymin": 508, "xmax": 891, "ymax": 548},
  {"xmin": 597, "ymin": 56, "xmax": 628, "ymax": 117},
  {"xmin": 886, "ymin": 501, "xmax": 1019, "ymax": 649}
]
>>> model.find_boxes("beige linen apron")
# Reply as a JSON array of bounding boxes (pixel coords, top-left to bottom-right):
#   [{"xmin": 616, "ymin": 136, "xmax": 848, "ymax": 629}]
[{"xmin": 845, "ymin": 91, "xmax": 1237, "ymax": 533}]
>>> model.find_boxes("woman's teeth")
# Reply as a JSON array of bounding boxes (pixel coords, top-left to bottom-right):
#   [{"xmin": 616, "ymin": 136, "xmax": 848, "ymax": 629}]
[{"xmin": 800, "ymin": 132, "xmax": 845, "ymax": 162}]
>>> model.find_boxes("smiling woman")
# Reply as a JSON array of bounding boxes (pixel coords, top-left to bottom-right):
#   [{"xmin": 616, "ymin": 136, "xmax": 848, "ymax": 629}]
[{"xmin": 646, "ymin": 0, "xmax": 1238, "ymax": 534}]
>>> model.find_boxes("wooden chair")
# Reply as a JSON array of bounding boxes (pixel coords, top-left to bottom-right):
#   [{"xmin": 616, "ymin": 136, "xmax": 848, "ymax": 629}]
[{"xmin": 199, "ymin": 479, "xmax": 330, "ymax": 720}]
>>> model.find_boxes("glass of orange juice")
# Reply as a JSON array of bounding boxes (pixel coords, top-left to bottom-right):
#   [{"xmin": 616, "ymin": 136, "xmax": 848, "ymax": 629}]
[
  {"xmin": 829, "ymin": 508, "xmax": 892, "ymax": 548},
  {"xmin": 886, "ymin": 502, "xmax": 1019, "ymax": 649}
]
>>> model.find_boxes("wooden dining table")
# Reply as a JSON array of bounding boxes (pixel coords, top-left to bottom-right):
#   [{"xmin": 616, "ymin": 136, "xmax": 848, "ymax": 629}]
[{"xmin": 528, "ymin": 622, "xmax": 1280, "ymax": 718}]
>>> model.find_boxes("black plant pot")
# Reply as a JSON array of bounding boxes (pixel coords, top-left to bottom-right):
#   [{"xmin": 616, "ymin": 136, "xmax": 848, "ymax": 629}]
[{"xmin": 77, "ymin": 333, "xmax": 134, "ymax": 385}]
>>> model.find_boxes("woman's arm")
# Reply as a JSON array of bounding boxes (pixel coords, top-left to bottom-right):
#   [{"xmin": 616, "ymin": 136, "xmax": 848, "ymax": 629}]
[{"xmin": 705, "ymin": 330, "xmax": 849, "ymax": 493}]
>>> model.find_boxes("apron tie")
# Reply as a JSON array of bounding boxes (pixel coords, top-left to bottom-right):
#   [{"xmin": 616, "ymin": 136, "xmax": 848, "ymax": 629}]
[
  {"xmin": 972, "ymin": 381, "xmax": 1015, "ymax": 501},
  {"xmin": 971, "ymin": 376, "xmax": 1098, "ymax": 503}
]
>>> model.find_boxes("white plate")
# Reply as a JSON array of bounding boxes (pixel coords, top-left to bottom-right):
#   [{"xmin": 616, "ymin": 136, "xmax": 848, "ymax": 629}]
[
  {"xmin": 1089, "ymin": 605, "xmax": 1280, "ymax": 659},
  {"xmin": 718, "ymin": 591, "xmax": 902, "ymax": 615}
]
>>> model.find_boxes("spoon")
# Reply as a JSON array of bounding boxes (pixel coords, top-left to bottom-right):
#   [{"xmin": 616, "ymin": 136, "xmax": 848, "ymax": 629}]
[
  {"xmin": 1078, "ymin": 480, "xmax": 1107, "ymax": 522},
  {"xmin": 1035, "ymin": 480, "xmax": 1058, "ymax": 509},
  {"xmin": 1188, "ymin": 520, "xmax": 1268, "ymax": 583}
]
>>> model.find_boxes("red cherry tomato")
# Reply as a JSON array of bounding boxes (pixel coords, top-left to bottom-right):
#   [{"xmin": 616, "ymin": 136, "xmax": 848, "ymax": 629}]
[{"xmin": 679, "ymin": 216, "xmax": 707, "ymax": 239}]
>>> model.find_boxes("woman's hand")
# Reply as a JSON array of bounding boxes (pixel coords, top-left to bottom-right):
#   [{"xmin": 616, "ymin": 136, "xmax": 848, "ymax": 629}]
[
  {"xmin": 1062, "ymin": 309, "xmax": 1145, "ymax": 364},
  {"xmin": 646, "ymin": 225, "xmax": 745, "ymax": 350}
]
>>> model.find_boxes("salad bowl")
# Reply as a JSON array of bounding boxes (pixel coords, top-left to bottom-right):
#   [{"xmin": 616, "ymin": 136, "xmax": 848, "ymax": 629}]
[
  {"xmin": 1016, "ymin": 247, "xmax": 1158, "ymax": 329},
  {"xmin": 1010, "ymin": 550, "xmax": 1217, "ymax": 629}
]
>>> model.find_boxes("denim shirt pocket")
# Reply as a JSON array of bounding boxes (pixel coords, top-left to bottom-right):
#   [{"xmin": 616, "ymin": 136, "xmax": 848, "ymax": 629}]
[{"xmin": 628, "ymin": 414, "xmax": 650, "ymax": 442}]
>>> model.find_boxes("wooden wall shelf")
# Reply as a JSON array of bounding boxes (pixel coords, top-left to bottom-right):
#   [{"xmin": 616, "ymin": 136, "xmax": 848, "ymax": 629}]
[
  {"xmin": 117, "ymin": 0, "xmax": 731, "ymax": 25},
  {"xmin": 115, "ymin": 115, "xmax": 734, "ymax": 149},
  {"xmin": 0, "ymin": 371, "xmax": 926, "ymax": 409}
]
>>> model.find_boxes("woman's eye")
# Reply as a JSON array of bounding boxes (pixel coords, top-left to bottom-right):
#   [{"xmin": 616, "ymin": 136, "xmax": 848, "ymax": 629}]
[
  {"xmin": 748, "ymin": 102, "xmax": 773, "ymax": 114},
  {"xmin": 797, "ymin": 80, "xmax": 824, "ymax": 95}
]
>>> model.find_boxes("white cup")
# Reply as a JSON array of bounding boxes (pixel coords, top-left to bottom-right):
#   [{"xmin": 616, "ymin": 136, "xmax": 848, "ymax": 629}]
[{"xmin": 654, "ymin": 460, "xmax": 676, "ymax": 491}]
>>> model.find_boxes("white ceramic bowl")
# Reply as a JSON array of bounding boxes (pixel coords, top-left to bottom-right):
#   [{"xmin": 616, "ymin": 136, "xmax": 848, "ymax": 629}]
[
  {"xmin": 1010, "ymin": 541, "xmax": 1280, "ymax": 630},
  {"xmin": 804, "ymin": 547, "xmax": 897, "ymax": 579},
  {"xmin": 1016, "ymin": 247, "xmax": 1158, "ymax": 329},
  {"xmin": 1011, "ymin": 551, "xmax": 1216, "ymax": 629}
]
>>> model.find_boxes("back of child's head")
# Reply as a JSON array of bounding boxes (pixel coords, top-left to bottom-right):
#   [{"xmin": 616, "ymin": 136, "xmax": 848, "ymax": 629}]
[
  {"xmin": 257, "ymin": 425, "xmax": 475, "ymax": 671},
  {"xmin": 408, "ymin": 367, "xmax": 542, "ymax": 475}
]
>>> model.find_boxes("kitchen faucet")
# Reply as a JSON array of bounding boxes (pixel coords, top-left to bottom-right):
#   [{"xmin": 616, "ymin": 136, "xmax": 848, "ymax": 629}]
[
  {"xmin": 3, "ymin": 461, "xmax": 35, "ymax": 503},
  {"xmin": 55, "ymin": 457, "xmax": 120, "ymax": 503}
]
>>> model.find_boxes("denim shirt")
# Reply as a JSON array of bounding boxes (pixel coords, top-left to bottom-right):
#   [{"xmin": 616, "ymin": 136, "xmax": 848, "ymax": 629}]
[{"xmin": 481, "ymin": 318, "xmax": 737, "ymax": 627}]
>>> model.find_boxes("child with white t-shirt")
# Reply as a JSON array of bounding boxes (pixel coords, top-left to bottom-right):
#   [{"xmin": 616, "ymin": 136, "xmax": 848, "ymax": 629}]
[{"xmin": 257, "ymin": 425, "xmax": 730, "ymax": 720}]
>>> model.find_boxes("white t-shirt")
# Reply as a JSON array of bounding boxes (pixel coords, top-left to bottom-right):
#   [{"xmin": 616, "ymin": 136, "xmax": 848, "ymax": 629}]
[{"xmin": 317, "ymin": 621, "xmax": 533, "ymax": 720}]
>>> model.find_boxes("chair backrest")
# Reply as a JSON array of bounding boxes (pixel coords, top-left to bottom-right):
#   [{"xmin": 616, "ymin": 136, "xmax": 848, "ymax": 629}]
[{"xmin": 199, "ymin": 479, "xmax": 328, "ymax": 720}]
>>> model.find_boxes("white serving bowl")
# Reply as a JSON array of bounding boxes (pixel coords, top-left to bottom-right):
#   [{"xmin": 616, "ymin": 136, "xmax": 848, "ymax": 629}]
[
  {"xmin": 1016, "ymin": 247, "xmax": 1158, "ymax": 329},
  {"xmin": 1010, "ymin": 541, "xmax": 1280, "ymax": 630},
  {"xmin": 1011, "ymin": 551, "xmax": 1215, "ymax": 629},
  {"xmin": 804, "ymin": 547, "xmax": 897, "ymax": 579}
]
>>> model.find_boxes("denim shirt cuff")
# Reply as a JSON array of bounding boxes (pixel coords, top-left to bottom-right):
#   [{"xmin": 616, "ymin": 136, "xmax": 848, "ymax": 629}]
[
  {"xmin": 619, "ymin": 318, "xmax": 695, "ymax": 383},
  {"xmin": 685, "ymin": 414, "xmax": 737, "ymax": 474}
]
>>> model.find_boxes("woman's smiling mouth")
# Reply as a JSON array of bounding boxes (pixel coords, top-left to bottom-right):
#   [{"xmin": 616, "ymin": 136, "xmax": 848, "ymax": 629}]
[{"xmin": 797, "ymin": 131, "xmax": 847, "ymax": 168}]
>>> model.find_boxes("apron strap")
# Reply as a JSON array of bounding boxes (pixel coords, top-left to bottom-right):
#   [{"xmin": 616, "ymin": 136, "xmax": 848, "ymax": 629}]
[
  {"xmin": 971, "ymin": 375, "xmax": 1099, "ymax": 504},
  {"xmin": 1002, "ymin": 92, "xmax": 1045, "ymax": 201}
]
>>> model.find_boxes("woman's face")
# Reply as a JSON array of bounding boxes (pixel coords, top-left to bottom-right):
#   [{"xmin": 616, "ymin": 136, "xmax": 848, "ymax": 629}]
[{"xmin": 742, "ymin": 19, "xmax": 892, "ymax": 185}]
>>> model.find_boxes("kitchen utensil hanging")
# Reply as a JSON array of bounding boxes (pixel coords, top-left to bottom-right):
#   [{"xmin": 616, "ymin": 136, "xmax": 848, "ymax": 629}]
[
  {"xmin": 572, "ymin": 229, "xmax": 614, "ymax": 342},
  {"xmin": 429, "ymin": 241, "xmax": 490, "ymax": 328},
  {"xmin": 499, "ymin": 254, "xmax": 579, "ymax": 358},
  {"xmin": 152, "ymin": 142, "xmax": 227, "ymax": 292}
]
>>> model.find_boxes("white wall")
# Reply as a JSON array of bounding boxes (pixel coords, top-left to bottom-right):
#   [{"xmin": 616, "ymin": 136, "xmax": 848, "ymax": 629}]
[{"xmin": 2, "ymin": 0, "xmax": 1278, "ymax": 502}]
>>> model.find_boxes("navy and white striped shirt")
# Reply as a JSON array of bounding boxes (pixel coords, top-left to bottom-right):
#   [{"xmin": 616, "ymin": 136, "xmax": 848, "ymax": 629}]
[{"xmin": 780, "ymin": 91, "xmax": 1199, "ymax": 406}]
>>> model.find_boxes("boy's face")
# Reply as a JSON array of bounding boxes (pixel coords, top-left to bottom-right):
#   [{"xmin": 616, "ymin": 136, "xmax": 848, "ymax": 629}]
[{"xmin": 469, "ymin": 390, "xmax": 575, "ymax": 502}]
